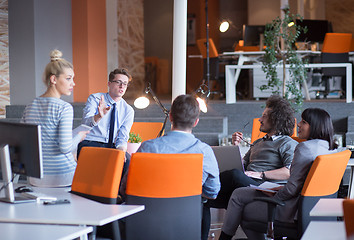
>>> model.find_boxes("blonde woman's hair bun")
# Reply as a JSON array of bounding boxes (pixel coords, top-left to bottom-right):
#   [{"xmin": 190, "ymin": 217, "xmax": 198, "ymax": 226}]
[{"xmin": 50, "ymin": 49, "xmax": 63, "ymax": 61}]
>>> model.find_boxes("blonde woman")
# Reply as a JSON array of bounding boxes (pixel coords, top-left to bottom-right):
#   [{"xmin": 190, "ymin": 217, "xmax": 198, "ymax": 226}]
[{"xmin": 22, "ymin": 50, "xmax": 87, "ymax": 187}]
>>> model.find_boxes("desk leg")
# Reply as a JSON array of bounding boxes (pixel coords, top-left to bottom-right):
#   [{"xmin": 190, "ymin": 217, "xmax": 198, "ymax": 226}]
[
  {"xmin": 346, "ymin": 65, "xmax": 352, "ymax": 103},
  {"xmin": 302, "ymin": 80, "xmax": 310, "ymax": 101},
  {"xmin": 80, "ymin": 233, "xmax": 89, "ymax": 240},
  {"xmin": 349, "ymin": 166, "xmax": 354, "ymax": 199},
  {"xmin": 226, "ymin": 66, "xmax": 236, "ymax": 104},
  {"xmin": 225, "ymin": 56, "xmax": 247, "ymax": 104},
  {"xmin": 89, "ymin": 226, "xmax": 96, "ymax": 240}
]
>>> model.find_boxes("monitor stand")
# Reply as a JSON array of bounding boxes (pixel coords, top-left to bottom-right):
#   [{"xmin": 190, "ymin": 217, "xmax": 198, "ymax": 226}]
[{"xmin": 0, "ymin": 144, "xmax": 35, "ymax": 203}]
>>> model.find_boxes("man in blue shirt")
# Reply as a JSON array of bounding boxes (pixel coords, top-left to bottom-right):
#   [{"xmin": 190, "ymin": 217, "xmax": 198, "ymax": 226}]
[
  {"xmin": 77, "ymin": 68, "xmax": 134, "ymax": 173},
  {"xmin": 122, "ymin": 94, "xmax": 220, "ymax": 240}
]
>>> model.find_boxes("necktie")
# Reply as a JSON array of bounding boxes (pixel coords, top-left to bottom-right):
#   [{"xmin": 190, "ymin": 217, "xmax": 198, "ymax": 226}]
[{"xmin": 108, "ymin": 103, "xmax": 116, "ymax": 148}]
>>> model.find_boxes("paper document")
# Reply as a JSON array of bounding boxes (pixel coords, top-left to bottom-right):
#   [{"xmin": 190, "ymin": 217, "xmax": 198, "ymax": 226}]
[
  {"xmin": 249, "ymin": 181, "xmax": 282, "ymax": 194},
  {"xmin": 72, "ymin": 124, "xmax": 92, "ymax": 138},
  {"xmin": 72, "ymin": 124, "xmax": 92, "ymax": 156}
]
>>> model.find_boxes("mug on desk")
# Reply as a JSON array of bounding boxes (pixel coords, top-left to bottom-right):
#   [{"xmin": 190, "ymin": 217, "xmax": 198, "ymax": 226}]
[{"xmin": 346, "ymin": 145, "xmax": 354, "ymax": 158}]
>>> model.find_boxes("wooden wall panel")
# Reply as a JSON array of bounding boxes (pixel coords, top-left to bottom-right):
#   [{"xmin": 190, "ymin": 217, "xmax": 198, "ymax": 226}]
[
  {"xmin": 326, "ymin": 0, "xmax": 354, "ymax": 35},
  {"xmin": 117, "ymin": 0, "xmax": 145, "ymax": 98}
]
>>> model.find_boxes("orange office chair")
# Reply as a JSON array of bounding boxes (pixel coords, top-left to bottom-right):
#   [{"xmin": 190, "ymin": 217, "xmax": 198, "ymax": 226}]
[
  {"xmin": 343, "ymin": 199, "xmax": 354, "ymax": 239},
  {"xmin": 350, "ymin": 38, "xmax": 354, "ymax": 52},
  {"xmin": 319, "ymin": 33, "xmax": 352, "ymax": 98},
  {"xmin": 234, "ymin": 40, "xmax": 260, "ymax": 52},
  {"xmin": 291, "ymin": 136, "xmax": 306, "ymax": 143},
  {"xmin": 71, "ymin": 147, "xmax": 125, "ymax": 240},
  {"xmin": 130, "ymin": 122, "xmax": 164, "ymax": 142},
  {"xmin": 125, "ymin": 152, "xmax": 203, "ymax": 240},
  {"xmin": 242, "ymin": 149, "xmax": 351, "ymax": 239},
  {"xmin": 251, "ymin": 118, "xmax": 298, "ymax": 143}
]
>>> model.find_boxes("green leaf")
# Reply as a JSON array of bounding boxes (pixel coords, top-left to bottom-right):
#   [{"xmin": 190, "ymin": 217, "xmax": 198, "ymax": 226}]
[
  {"xmin": 261, "ymin": 6, "xmax": 307, "ymax": 111},
  {"xmin": 129, "ymin": 132, "xmax": 142, "ymax": 143}
]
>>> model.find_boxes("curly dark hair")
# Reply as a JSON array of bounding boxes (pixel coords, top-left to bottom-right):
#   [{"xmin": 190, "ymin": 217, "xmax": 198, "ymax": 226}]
[{"xmin": 265, "ymin": 95, "xmax": 295, "ymax": 136}]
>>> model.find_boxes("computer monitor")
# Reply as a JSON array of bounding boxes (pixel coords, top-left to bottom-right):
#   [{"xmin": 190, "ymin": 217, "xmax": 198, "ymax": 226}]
[
  {"xmin": 295, "ymin": 19, "xmax": 331, "ymax": 43},
  {"xmin": 0, "ymin": 121, "xmax": 43, "ymax": 203},
  {"xmin": 243, "ymin": 25, "xmax": 265, "ymax": 46}
]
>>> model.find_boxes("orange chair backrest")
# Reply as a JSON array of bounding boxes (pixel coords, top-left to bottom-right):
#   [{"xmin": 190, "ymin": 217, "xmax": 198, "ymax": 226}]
[
  {"xmin": 197, "ymin": 38, "xmax": 218, "ymax": 58},
  {"xmin": 71, "ymin": 147, "xmax": 125, "ymax": 199},
  {"xmin": 251, "ymin": 118, "xmax": 297, "ymax": 143},
  {"xmin": 322, "ymin": 33, "xmax": 352, "ymax": 53},
  {"xmin": 126, "ymin": 152, "xmax": 203, "ymax": 198},
  {"xmin": 350, "ymin": 38, "xmax": 354, "ymax": 52},
  {"xmin": 343, "ymin": 199, "xmax": 354, "ymax": 238},
  {"xmin": 301, "ymin": 150, "xmax": 351, "ymax": 196},
  {"xmin": 130, "ymin": 122, "xmax": 164, "ymax": 142},
  {"xmin": 291, "ymin": 136, "xmax": 306, "ymax": 143}
]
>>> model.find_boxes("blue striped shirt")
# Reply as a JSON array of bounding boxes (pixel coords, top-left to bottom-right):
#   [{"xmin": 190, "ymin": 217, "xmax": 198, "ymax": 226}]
[{"xmin": 22, "ymin": 97, "xmax": 79, "ymax": 179}]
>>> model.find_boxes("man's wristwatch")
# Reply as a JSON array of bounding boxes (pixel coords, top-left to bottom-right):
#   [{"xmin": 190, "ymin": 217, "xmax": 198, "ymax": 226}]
[{"xmin": 261, "ymin": 171, "xmax": 266, "ymax": 180}]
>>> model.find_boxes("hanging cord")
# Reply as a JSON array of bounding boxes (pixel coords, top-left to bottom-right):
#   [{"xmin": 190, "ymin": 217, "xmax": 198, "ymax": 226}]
[{"xmin": 0, "ymin": 174, "xmax": 17, "ymax": 193}]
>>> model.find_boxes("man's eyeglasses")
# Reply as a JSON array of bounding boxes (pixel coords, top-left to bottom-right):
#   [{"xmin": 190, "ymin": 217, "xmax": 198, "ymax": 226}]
[{"xmin": 110, "ymin": 80, "xmax": 129, "ymax": 87}]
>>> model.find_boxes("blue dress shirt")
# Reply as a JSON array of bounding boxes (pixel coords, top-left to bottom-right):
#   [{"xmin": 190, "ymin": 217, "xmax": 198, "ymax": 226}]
[
  {"xmin": 137, "ymin": 131, "xmax": 221, "ymax": 199},
  {"xmin": 81, "ymin": 92, "xmax": 134, "ymax": 149}
]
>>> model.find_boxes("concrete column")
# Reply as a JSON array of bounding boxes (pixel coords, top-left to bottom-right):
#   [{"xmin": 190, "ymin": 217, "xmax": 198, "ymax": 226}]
[
  {"xmin": 172, "ymin": 0, "xmax": 187, "ymax": 102},
  {"xmin": 8, "ymin": 0, "xmax": 73, "ymax": 105},
  {"xmin": 106, "ymin": 0, "xmax": 118, "ymax": 74}
]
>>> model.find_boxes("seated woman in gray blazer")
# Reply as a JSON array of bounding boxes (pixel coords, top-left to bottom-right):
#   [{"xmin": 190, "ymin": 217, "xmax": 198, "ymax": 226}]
[{"xmin": 218, "ymin": 108, "xmax": 338, "ymax": 240}]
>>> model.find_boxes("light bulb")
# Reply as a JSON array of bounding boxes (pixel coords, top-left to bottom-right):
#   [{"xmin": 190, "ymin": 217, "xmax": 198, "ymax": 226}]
[
  {"xmin": 196, "ymin": 97, "xmax": 207, "ymax": 113},
  {"xmin": 134, "ymin": 96, "xmax": 150, "ymax": 109},
  {"xmin": 219, "ymin": 21, "xmax": 230, "ymax": 33}
]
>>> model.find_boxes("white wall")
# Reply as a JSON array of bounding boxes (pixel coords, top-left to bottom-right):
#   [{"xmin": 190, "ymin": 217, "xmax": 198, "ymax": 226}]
[{"xmin": 9, "ymin": 0, "xmax": 73, "ymax": 105}]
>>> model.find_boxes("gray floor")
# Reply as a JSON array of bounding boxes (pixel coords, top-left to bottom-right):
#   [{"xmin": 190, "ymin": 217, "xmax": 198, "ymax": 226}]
[{"xmin": 208, "ymin": 208, "xmax": 247, "ymax": 240}]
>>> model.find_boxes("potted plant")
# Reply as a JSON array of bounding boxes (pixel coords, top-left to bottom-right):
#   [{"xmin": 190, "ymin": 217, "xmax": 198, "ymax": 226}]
[
  {"xmin": 261, "ymin": 5, "xmax": 308, "ymax": 110},
  {"xmin": 127, "ymin": 132, "xmax": 143, "ymax": 154}
]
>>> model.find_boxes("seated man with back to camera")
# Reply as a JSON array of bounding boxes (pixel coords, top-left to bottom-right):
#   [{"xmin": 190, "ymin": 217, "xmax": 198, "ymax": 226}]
[
  {"xmin": 210, "ymin": 95, "xmax": 299, "ymax": 209},
  {"xmin": 120, "ymin": 94, "xmax": 220, "ymax": 240}
]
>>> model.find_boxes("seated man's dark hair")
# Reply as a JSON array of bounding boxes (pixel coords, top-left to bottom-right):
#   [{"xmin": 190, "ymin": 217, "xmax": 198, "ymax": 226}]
[
  {"xmin": 266, "ymin": 95, "xmax": 295, "ymax": 136},
  {"xmin": 170, "ymin": 94, "xmax": 200, "ymax": 130}
]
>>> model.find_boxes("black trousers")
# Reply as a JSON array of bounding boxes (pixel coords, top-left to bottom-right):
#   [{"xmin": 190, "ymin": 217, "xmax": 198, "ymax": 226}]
[{"xmin": 201, "ymin": 169, "xmax": 263, "ymax": 240}]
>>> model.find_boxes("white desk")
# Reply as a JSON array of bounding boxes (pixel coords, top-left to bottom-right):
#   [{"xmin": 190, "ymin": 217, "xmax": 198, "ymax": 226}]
[
  {"xmin": 0, "ymin": 187, "xmax": 144, "ymax": 226},
  {"xmin": 225, "ymin": 63, "xmax": 352, "ymax": 104},
  {"xmin": 347, "ymin": 158, "xmax": 354, "ymax": 198},
  {"xmin": 309, "ymin": 198, "xmax": 344, "ymax": 217},
  {"xmin": 301, "ymin": 221, "xmax": 346, "ymax": 240},
  {"xmin": 0, "ymin": 222, "xmax": 93, "ymax": 240},
  {"xmin": 222, "ymin": 50, "xmax": 319, "ymax": 104}
]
